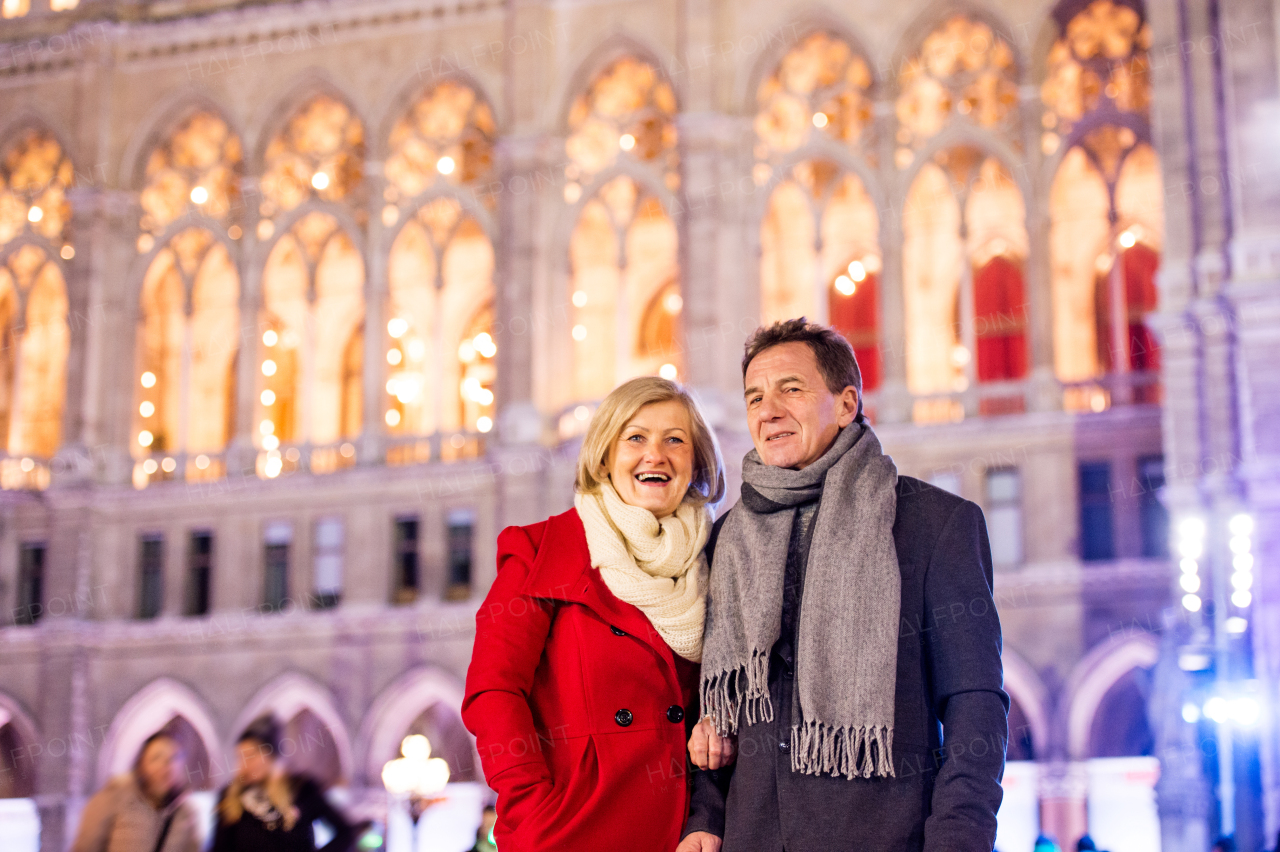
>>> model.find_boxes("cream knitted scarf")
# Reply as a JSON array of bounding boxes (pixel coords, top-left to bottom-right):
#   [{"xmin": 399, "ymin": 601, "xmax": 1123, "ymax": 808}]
[{"xmin": 574, "ymin": 481, "xmax": 713, "ymax": 662}]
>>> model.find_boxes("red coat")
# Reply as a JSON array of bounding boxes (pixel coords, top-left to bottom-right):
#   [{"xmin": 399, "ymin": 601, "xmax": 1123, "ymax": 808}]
[{"xmin": 462, "ymin": 508, "xmax": 699, "ymax": 852}]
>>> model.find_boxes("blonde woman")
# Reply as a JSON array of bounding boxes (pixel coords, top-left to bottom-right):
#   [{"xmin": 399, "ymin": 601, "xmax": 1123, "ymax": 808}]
[
  {"xmin": 212, "ymin": 716, "xmax": 357, "ymax": 852},
  {"xmin": 463, "ymin": 377, "xmax": 726, "ymax": 852}
]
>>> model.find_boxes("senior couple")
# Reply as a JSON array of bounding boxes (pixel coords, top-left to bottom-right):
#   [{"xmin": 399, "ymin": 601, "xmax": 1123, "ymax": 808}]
[{"xmin": 462, "ymin": 319, "xmax": 1008, "ymax": 852}]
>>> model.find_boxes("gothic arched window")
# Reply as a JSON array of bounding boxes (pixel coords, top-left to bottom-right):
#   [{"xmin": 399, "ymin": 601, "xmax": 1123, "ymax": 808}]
[
  {"xmin": 139, "ymin": 111, "xmax": 243, "ymax": 245},
  {"xmin": 1045, "ymin": 1, "xmax": 1161, "ymax": 410},
  {"xmin": 385, "ymin": 80, "xmax": 496, "ymax": 204},
  {"xmin": 895, "ymin": 17, "xmax": 1019, "ymax": 166},
  {"xmin": 260, "ymin": 96, "xmax": 365, "ymax": 236},
  {"xmin": 133, "ymin": 228, "xmax": 239, "ymax": 486},
  {"xmin": 385, "ymin": 196, "xmax": 495, "ymax": 457},
  {"xmin": 259, "ymin": 212, "xmax": 365, "ymax": 476}
]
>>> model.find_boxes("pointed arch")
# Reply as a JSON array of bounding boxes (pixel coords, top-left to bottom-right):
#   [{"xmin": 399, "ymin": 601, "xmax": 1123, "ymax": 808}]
[
  {"xmin": 248, "ymin": 70, "xmax": 368, "ymax": 171},
  {"xmin": 373, "ymin": 66, "xmax": 502, "ymax": 161},
  {"xmin": 887, "ymin": 0, "xmax": 1029, "ymax": 97},
  {"xmin": 895, "ymin": 124, "xmax": 1030, "ymax": 202},
  {"xmin": 1062, "ymin": 631, "xmax": 1159, "ymax": 761},
  {"xmin": 356, "ymin": 666, "xmax": 468, "ymax": 785},
  {"xmin": 231, "ymin": 672, "xmax": 353, "ymax": 782},
  {"xmin": 1001, "ymin": 646, "xmax": 1051, "ymax": 758},
  {"xmin": 737, "ymin": 9, "xmax": 879, "ymax": 115},
  {"xmin": 120, "ymin": 89, "xmax": 243, "ymax": 191},
  {"xmin": 550, "ymin": 30, "xmax": 681, "ymax": 132},
  {"xmin": 96, "ymin": 677, "xmax": 220, "ymax": 787},
  {"xmin": 0, "ymin": 110, "xmax": 79, "ymax": 182}
]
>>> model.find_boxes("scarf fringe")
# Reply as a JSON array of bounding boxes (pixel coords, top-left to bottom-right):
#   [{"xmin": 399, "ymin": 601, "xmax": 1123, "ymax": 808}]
[
  {"xmin": 791, "ymin": 721, "xmax": 895, "ymax": 779},
  {"xmin": 699, "ymin": 650, "xmax": 772, "ymax": 735}
]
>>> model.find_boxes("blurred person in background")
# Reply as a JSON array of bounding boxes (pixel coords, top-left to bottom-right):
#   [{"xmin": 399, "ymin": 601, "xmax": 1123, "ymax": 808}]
[
  {"xmin": 212, "ymin": 715, "xmax": 357, "ymax": 852},
  {"xmin": 470, "ymin": 804, "xmax": 497, "ymax": 852},
  {"xmin": 71, "ymin": 730, "xmax": 199, "ymax": 852}
]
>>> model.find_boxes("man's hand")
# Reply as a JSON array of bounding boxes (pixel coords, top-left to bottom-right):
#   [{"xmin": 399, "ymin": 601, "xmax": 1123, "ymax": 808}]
[
  {"xmin": 676, "ymin": 831, "xmax": 722, "ymax": 852},
  {"xmin": 687, "ymin": 716, "xmax": 736, "ymax": 770}
]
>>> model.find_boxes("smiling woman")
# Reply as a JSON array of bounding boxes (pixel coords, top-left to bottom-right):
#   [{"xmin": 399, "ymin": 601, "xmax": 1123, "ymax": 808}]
[{"xmin": 463, "ymin": 376, "xmax": 726, "ymax": 852}]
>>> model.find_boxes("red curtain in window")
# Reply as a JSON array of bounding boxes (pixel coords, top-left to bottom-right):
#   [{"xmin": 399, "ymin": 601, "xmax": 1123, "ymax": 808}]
[
  {"xmin": 828, "ymin": 272, "xmax": 880, "ymax": 391},
  {"xmin": 1095, "ymin": 243, "xmax": 1161, "ymax": 376},
  {"xmin": 1124, "ymin": 243, "xmax": 1160, "ymax": 374},
  {"xmin": 974, "ymin": 255, "xmax": 1028, "ymax": 383}
]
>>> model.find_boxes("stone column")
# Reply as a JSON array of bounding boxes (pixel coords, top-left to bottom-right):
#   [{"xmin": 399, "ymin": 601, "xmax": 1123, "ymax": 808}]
[
  {"xmin": 228, "ymin": 178, "xmax": 262, "ymax": 479},
  {"xmin": 493, "ymin": 134, "xmax": 544, "ymax": 449},
  {"xmin": 491, "ymin": 134, "xmax": 549, "ymax": 534},
  {"xmin": 359, "ymin": 165, "xmax": 388, "ymax": 467},
  {"xmin": 1038, "ymin": 761, "xmax": 1090, "ymax": 850},
  {"xmin": 874, "ymin": 99, "xmax": 911, "ymax": 424},
  {"xmin": 56, "ymin": 188, "xmax": 140, "ymax": 488},
  {"xmin": 676, "ymin": 111, "xmax": 746, "ymax": 425}
]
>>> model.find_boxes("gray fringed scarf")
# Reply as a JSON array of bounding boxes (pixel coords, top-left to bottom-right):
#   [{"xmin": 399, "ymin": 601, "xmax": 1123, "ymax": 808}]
[{"xmin": 701, "ymin": 422, "xmax": 901, "ymax": 779}]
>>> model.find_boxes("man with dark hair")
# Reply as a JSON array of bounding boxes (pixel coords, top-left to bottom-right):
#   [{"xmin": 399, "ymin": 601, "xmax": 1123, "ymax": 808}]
[{"xmin": 680, "ymin": 318, "xmax": 1008, "ymax": 852}]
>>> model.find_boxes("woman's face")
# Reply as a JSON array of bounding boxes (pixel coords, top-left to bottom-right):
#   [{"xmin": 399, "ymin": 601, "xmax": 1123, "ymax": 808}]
[
  {"xmin": 605, "ymin": 399, "xmax": 695, "ymax": 519},
  {"xmin": 138, "ymin": 738, "xmax": 182, "ymax": 801},
  {"xmin": 235, "ymin": 740, "xmax": 275, "ymax": 786}
]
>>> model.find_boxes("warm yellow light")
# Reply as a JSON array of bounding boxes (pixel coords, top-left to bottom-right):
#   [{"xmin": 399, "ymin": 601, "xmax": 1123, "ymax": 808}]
[
  {"xmin": 264, "ymin": 454, "xmax": 282, "ymax": 477},
  {"xmin": 262, "ymin": 359, "xmax": 277, "ymax": 377},
  {"xmin": 388, "ymin": 317, "xmax": 409, "ymax": 339},
  {"xmin": 60, "ymin": 244, "xmax": 75, "ymax": 260},
  {"xmin": 619, "ymin": 134, "xmax": 636, "ymax": 151},
  {"xmin": 262, "ymin": 435, "xmax": 280, "ymax": 451},
  {"xmin": 385, "ymin": 409, "xmax": 401, "ymax": 426},
  {"xmin": 847, "ymin": 261, "xmax": 867, "ymax": 282},
  {"xmin": 572, "ymin": 290, "xmax": 588, "ymax": 308},
  {"xmin": 663, "ymin": 293, "xmax": 683, "ymax": 314},
  {"xmin": 812, "ymin": 113, "xmax": 829, "ymax": 128},
  {"xmin": 476, "ymin": 416, "xmax": 493, "ymax": 433},
  {"xmin": 1119, "ymin": 230, "xmax": 1137, "ymax": 248},
  {"xmin": 195, "ymin": 454, "xmax": 210, "ymax": 470},
  {"xmin": 574, "ymin": 405, "xmax": 590, "ymax": 421},
  {"xmin": 263, "ymin": 329, "xmax": 279, "ymax": 347},
  {"xmin": 139, "ymin": 401, "xmax": 155, "ymax": 418},
  {"xmin": 190, "ymin": 186, "xmax": 209, "ymax": 205},
  {"xmin": 261, "ymin": 389, "xmax": 276, "ymax": 406},
  {"xmin": 834, "ymin": 275, "xmax": 856, "ymax": 296},
  {"xmin": 436, "ymin": 156, "xmax": 456, "ymax": 175},
  {"xmin": 458, "ymin": 340, "xmax": 476, "ymax": 363},
  {"xmin": 161, "ymin": 457, "xmax": 176, "ymax": 473},
  {"xmin": 259, "ymin": 420, "xmax": 275, "ymax": 435},
  {"xmin": 659, "ymin": 364, "xmax": 678, "ymax": 380},
  {"xmin": 19, "ymin": 458, "xmax": 33, "ymax": 472},
  {"xmin": 27, "ymin": 206, "xmax": 42, "ymax": 223},
  {"xmin": 387, "ymin": 349, "xmax": 403, "ymax": 365},
  {"xmin": 142, "ymin": 458, "xmax": 158, "ymax": 475},
  {"xmin": 407, "ymin": 339, "xmax": 426, "ymax": 361},
  {"xmin": 572, "ymin": 324, "xmax": 587, "ymax": 341},
  {"xmin": 311, "ymin": 172, "xmax": 330, "ymax": 190},
  {"xmin": 138, "ymin": 430, "xmax": 154, "ymax": 447},
  {"xmin": 140, "ymin": 371, "xmax": 157, "ymax": 388},
  {"xmin": 473, "ymin": 332, "xmax": 496, "ymax": 358}
]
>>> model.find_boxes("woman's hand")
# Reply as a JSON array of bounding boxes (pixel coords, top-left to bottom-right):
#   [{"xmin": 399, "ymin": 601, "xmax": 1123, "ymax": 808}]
[
  {"xmin": 687, "ymin": 716, "xmax": 736, "ymax": 770},
  {"xmin": 676, "ymin": 831, "xmax": 722, "ymax": 851}
]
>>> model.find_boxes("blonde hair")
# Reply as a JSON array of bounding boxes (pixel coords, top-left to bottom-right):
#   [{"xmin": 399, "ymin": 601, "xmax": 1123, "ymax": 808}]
[{"xmin": 575, "ymin": 376, "xmax": 725, "ymax": 507}]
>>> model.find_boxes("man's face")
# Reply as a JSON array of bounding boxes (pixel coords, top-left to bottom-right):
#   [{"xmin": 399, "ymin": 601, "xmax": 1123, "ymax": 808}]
[{"xmin": 744, "ymin": 341, "xmax": 858, "ymax": 470}]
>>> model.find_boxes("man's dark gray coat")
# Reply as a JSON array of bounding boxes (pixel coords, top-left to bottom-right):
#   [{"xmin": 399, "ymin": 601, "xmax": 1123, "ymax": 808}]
[{"xmin": 684, "ymin": 476, "xmax": 1009, "ymax": 852}]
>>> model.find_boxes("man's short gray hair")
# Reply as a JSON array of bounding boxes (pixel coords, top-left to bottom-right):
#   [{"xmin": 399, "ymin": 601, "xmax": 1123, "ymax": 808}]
[{"xmin": 741, "ymin": 318, "xmax": 864, "ymax": 418}]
